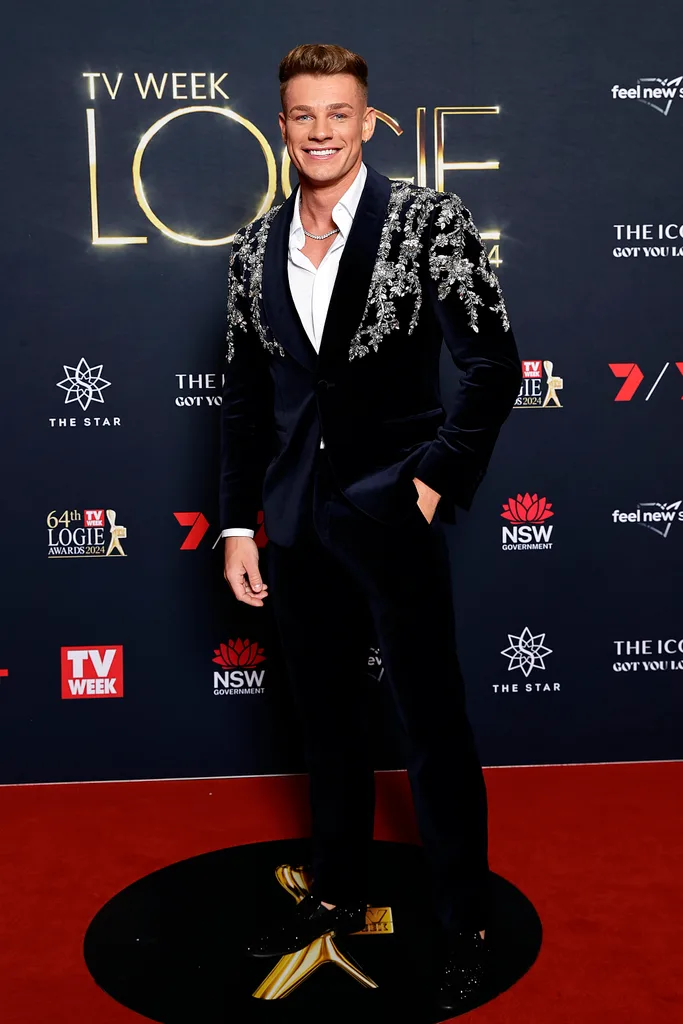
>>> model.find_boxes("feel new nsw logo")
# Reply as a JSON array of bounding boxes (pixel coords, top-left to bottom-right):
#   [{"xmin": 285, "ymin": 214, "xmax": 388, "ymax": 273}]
[{"xmin": 213, "ymin": 639, "xmax": 267, "ymax": 695}]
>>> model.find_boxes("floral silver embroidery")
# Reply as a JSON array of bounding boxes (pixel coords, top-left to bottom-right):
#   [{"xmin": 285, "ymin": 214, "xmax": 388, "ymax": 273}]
[
  {"xmin": 227, "ymin": 182, "xmax": 510, "ymax": 365},
  {"xmin": 349, "ymin": 183, "xmax": 510, "ymax": 360},
  {"xmin": 429, "ymin": 196, "xmax": 510, "ymax": 334},
  {"xmin": 225, "ymin": 205, "xmax": 286, "ymax": 363},
  {"xmin": 349, "ymin": 183, "xmax": 435, "ymax": 360}
]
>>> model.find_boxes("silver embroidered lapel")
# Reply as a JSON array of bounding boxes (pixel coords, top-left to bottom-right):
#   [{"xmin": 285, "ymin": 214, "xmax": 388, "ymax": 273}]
[{"xmin": 225, "ymin": 204, "xmax": 286, "ymax": 364}]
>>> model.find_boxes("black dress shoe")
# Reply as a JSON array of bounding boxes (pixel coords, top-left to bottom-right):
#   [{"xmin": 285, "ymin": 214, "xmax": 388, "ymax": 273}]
[
  {"xmin": 435, "ymin": 929, "xmax": 488, "ymax": 1012},
  {"xmin": 245, "ymin": 893, "xmax": 368, "ymax": 957}
]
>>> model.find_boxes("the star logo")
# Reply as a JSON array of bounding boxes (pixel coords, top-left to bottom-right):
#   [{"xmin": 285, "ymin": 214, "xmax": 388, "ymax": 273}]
[
  {"xmin": 501, "ymin": 627, "xmax": 552, "ymax": 677},
  {"xmin": 57, "ymin": 358, "xmax": 111, "ymax": 411}
]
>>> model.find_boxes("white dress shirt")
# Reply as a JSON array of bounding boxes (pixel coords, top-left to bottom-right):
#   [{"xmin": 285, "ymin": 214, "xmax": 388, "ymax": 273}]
[{"xmin": 223, "ymin": 162, "xmax": 367, "ymax": 539}]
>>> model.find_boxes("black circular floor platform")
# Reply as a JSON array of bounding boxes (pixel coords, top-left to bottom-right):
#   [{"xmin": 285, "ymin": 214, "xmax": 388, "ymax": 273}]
[{"xmin": 84, "ymin": 839, "xmax": 542, "ymax": 1022}]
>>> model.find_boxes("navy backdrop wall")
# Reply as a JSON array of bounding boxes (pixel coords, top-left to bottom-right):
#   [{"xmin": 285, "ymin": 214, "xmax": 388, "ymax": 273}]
[{"xmin": 1, "ymin": 0, "xmax": 682, "ymax": 785}]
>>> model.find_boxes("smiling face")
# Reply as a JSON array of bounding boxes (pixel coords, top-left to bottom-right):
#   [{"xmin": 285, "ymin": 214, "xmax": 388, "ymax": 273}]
[{"xmin": 279, "ymin": 73, "xmax": 375, "ymax": 188}]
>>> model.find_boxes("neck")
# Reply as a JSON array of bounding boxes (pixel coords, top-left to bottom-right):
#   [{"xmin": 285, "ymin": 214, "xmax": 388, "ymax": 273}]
[{"xmin": 298, "ymin": 158, "xmax": 363, "ymax": 230}]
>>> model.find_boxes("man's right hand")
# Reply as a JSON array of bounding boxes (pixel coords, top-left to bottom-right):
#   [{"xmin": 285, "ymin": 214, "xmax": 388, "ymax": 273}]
[{"xmin": 223, "ymin": 537, "xmax": 269, "ymax": 607}]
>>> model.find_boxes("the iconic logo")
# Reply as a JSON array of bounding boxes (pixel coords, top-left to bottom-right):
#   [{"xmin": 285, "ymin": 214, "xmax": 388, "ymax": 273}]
[
  {"xmin": 501, "ymin": 493, "xmax": 554, "ymax": 551},
  {"xmin": 613, "ymin": 638, "xmax": 683, "ymax": 673},
  {"xmin": 612, "ymin": 501, "xmax": 683, "ymax": 539},
  {"xmin": 609, "ymin": 362, "xmax": 683, "ymax": 401},
  {"xmin": 51, "ymin": 358, "xmax": 120, "ymax": 428},
  {"xmin": 61, "ymin": 646, "xmax": 124, "ymax": 698},
  {"xmin": 47, "ymin": 508, "xmax": 127, "ymax": 557},
  {"xmin": 175, "ymin": 373, "xmax": 223, "ymax": 407},
  {"xmin": 515, "ymin": 360, "xmax": 563, "ymax": 409},
  {"xmin": 212, "ymin": 638, "xmax": 267, "ymax": 695},
  {"xmin": 611, "ymin": 78, "xmax": 683, "ymax": 116},
  {"xmin": 252, "ymin": 864, "xmax": 392, "ymax": 1000},
  {"xmin": 613, "ymin": 223, "xmax": 683, "ymax": 259}
]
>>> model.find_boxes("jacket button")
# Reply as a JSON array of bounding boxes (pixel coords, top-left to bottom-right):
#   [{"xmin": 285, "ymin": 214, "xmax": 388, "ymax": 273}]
[{"xmin": 317, "ymin": 379, "xmax": 330, "ymax": 391}]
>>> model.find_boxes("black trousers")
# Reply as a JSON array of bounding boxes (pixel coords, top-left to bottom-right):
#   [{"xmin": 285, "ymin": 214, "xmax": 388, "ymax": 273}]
[{"xmin": 266, "ymin": 445, "xmax": 490, "ymax": 934}]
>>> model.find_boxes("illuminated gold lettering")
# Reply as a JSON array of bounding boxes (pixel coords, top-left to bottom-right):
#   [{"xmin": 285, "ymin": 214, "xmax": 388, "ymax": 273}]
[
  {"xmin": 132, "ymin": 106, "xmax": 276, "ymax": 245},
  {"xmin": 82, "ymin": 72, "xmax": 100, "ymax": 100},
  {"xmin": 101, "ymin": 73, "xmax": 123, "ymax": 100},
  {"xmin": 433, "ymin": 106, "xmax": 500, "ymax": 191},
  {"xmin": 416, "ymin": 106, "xmax": 426, "ymax": 186},
  {"xmin": 171, "ymin": 72, "xmax": 188, "ymax": 100},
  {"xmin": 86, "ymin": 109, "xmax": 147, "ymax": 245},
  {"xmin": 209, "ymin": 73, "xmax": 229, "ymax": 100},
  {"xmin": 134, "ymin": 73, "xmax": 168, "ymax": 99},
  {"xmin": 434, "ymin": 105, "xmax": 502, "ymax": 261},
  {"xmin": 190, "ymin": 72, "xmax": 207, "ymax": 100}
]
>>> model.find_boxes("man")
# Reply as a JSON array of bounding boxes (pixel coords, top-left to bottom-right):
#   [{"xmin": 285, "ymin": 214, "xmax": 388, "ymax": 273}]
[{"xmin": 220, "ymin": 43, "xmax": 521, "ymax": 1010}]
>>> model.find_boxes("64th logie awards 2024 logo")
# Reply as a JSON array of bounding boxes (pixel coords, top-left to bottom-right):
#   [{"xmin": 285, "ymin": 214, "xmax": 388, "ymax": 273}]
[
  {"xmin": 47, "ymin": 508, "xmax": 127, "ymax": 557},
  {"xmin": 515, "ymin": 360, "xmax": 563, "ymax": 409}
]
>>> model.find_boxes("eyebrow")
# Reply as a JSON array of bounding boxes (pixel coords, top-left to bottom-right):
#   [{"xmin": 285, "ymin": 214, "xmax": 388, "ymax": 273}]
[{"xmin": 289, "ymin": 102, "xmax": 355, "ymax": 113}]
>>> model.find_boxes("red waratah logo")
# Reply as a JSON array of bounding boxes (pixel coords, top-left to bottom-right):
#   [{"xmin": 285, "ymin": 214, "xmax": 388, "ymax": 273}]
[
  {"xmin": 212, "ymin": 638, "xmax": 266, "ymax": 668},
  {"xmin": 501, "ymin": 493, "xmax": 554, "ymax": 523}
]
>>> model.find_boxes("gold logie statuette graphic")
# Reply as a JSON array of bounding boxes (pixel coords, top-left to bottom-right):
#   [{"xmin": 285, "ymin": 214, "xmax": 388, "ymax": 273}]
[
  {"xmin": 252, "ymin": 865, "xmax": 393, "ymax": 1001},
  {"xmin": 106, "ymin": 509, "xmax": 127, "ymax": 556}
]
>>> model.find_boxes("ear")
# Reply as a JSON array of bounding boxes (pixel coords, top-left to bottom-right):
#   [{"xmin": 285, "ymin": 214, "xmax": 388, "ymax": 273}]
[
  {"xmin": 278, "ymin": 110, "xmax": 287, "ymax": 143},
  {"xmin": 361, "ymin": 106, "xmax": 377, "ymax": 143}
]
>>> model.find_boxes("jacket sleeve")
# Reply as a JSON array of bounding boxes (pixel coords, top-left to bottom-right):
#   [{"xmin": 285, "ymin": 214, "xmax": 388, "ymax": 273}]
[
  {"xmin": 219, "ymin": 227, "xmax": 275, "ymax": 533},
  {"xmin": 412, "ymin": 195, "xmax": 522, "ymax": 509}
]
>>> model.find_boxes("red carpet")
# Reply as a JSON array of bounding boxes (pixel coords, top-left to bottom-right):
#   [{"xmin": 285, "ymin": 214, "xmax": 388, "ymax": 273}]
[{"xmin": 0, "ymin": 762, "xmax": 681, "ymax": 1023}]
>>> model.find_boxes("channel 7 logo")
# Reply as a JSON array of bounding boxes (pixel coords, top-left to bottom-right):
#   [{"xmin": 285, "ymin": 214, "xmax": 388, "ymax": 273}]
[
  {"xmin": 173, "ymin": 512, "xmax": 267, "ymax": 548},
  {"xmin": 609, "ymin": 362, "xmax": 683, "ymax": 401}
]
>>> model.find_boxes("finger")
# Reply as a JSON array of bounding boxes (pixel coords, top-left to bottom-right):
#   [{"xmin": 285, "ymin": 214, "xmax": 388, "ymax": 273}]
[{"xmin": 225, "ymin": 570, "xmax": 269, "ymax": 605}]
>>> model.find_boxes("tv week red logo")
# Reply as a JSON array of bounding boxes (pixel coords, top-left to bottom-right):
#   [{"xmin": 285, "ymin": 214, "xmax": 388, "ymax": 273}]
[{"xmin": 61, "ymin": 646, "xmax": 123, "ymax": 699}]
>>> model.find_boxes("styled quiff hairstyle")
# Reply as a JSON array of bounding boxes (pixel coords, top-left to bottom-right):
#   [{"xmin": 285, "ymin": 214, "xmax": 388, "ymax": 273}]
[{"xmin": 279, "ymin": 43, "xmax": 368, "ymax": 109}]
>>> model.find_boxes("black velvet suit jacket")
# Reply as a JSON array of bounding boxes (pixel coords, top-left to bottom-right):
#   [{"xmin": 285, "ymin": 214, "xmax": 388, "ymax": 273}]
[{"xmin": 219, "ymin": 163, "xmax": 522, "ymax": 547}]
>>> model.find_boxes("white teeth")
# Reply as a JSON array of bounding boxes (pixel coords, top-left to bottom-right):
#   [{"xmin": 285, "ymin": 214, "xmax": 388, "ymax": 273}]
[{"xmin": 308, "ymin": 149, "xmax": 336, "ymax": 156}]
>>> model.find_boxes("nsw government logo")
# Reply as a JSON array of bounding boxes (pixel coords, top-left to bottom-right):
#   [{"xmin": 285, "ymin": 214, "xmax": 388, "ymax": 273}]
[
  {"xmin": 47, "ymin": 508, "xmax": 127, "ymax": 557},
  {"xmin": 495, "ymin": 627, "xmax": 560, "ymax": 694},
  {"xmin": 61, "ymin": 646, "xmax": 124, "ymax": 699},
  {"xmin": 515, "ymin": 360, "xmax": 563, "ymax": 409},
  {"xmin": 50, "ymin": 358, "xmax": 120, "ymax": 428},
  {"xmin": 213, "ymin": 639, "xmax": 266, "ymax": 695},
  {"xmin": 501, "ymin": 493, "xmax": 554, "ymax": 551}
]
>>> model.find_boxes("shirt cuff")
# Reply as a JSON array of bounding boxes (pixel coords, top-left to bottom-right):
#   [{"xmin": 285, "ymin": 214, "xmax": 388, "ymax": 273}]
[{"xmin": 221, "ymin": 528, "xmax": 255, "ymax": 538}]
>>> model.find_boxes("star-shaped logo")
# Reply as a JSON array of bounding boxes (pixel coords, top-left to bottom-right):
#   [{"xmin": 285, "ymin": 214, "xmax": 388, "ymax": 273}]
[
  {"xmin": 501, "ymin": 627, "xmax": 552, "ymax": 677},
  {"xmin": 637, "ymin": 76, "xmax": 683, "ymax": 116},
  {"xmin": 57, "ymin": 358, "xmax": 111, "ymax": 411}
]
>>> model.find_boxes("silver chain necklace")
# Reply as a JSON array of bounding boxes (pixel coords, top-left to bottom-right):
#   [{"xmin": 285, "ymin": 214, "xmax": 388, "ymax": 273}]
[{"xmin": 298, "ymin": 189, "xmax": 340, "ymax": 240}]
